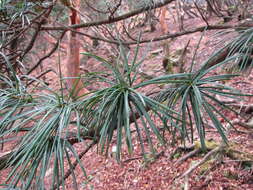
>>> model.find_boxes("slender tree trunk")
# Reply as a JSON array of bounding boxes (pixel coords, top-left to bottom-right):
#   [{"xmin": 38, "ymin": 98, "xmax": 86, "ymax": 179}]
[
  {"xmin": 160, "ymin": 7, "xmax": 169, "ymax": 34},
  {"xmin": 66, "ymin": 0, "xmax": 89, "ymax": 97},
  {"xmin": 160, "ymin": 6, "xmax": 173, "ymax": 74}
]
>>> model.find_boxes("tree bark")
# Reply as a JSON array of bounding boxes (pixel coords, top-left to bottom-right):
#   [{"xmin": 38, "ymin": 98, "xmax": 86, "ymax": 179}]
[
  {"xmin": 66, "ymin": 0, "xmax": 89, "ymax": 97},
  {"xmin": 160, "ymin": 7, "xmax": 169, "ymax": 34}
]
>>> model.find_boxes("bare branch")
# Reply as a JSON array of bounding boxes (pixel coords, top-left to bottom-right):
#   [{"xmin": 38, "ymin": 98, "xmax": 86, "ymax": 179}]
[
  {"xmin": 180, "ymin": 146, "xmax": 221, "ymax": 178},
  {"xmin": 71, "ymin": 22, "xmax": 253, "ymax": 46},
  {"xmin": 26, "ymin": 31, "xmax": 66, "ymax": 75},
  {"xmin": 41, "ymin": 0, "xmax": 176, "ymax": 30}
]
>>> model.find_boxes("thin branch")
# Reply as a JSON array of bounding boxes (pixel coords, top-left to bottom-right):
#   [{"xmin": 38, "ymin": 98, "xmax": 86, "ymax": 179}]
[
  {"xmin": 194, "ymin": 2, "xmax": 209, "ymax": 27},
  {"xmin": 180, "ymin": 146, "xmax": 221, "ymax": 178},
  {"xmin": 233, "ymin": 121, "xmax": 253, "ymax": 130},
  {"xmin": 71, "ymin": 22, "xmax": 253, "ymax": 46},
  {"xmin": 20, "ymin": 7, "xmax": 54, "ymax": 60},
  {"xmin": 26, "ymin": 69, "xmax": 55, "ymax": 86},
  {"xmin": 122, "ymin": 21, "xmax": 138, "ymax": 42},
  {"xmin": 41, "ymin": 0, "xmax": 176, "ymax": 30},
  {"xmin": 175, "ymin": 148, "xmax": 201, "ymax": 165},
  {"xmin": 20, "ymin": 23, "xmax": 42, "ymax": 60},
  {"xmin": 26, "ymin": 31, "xmax": 66, "ymax": 75},
  {"xmin": 83, "ymin": 0, "xmax": 110, "ymax": 14},
  {"xmin": 206, "ymin": 0, "xmax": 223, "ymax": 17},
  {"xmin": 108, "ymin": 0, "xmax": 122, "ymax": 20},
  {"xmin": 131, "ymin": 22, "xmax": 253, "ymax": 45}
]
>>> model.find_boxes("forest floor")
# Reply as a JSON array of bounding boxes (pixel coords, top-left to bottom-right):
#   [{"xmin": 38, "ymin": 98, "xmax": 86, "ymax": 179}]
[
  {"xmin": 1, "ymin": 8, "xmax": 253, "ymax": 190},
  {"xmin": 62, "ymin": 15, "xmax": 253, "ymax": 190}
]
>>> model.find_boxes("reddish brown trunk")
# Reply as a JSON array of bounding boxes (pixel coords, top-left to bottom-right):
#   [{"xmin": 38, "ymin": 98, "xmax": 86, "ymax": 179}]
[
  {"xmin": 66, "ymin": 0, "xmax": 89, "ymax": 98},
  {"xmin": 160, "ymin": 7, "xmax": 171, "ymax": 73},
  {"xmin": 160, "ymin": 7, "xmax": 169, "ymax": 34}
]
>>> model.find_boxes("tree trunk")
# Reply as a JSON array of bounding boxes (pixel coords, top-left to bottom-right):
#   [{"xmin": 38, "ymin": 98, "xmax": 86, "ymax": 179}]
[
  {"xmin": 160, "ymin": 7, "xmax": 169, "ymax": 34},
  {"xmin": 66, "ymin": 0, "xmax": 89, "ymax": 98}
]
